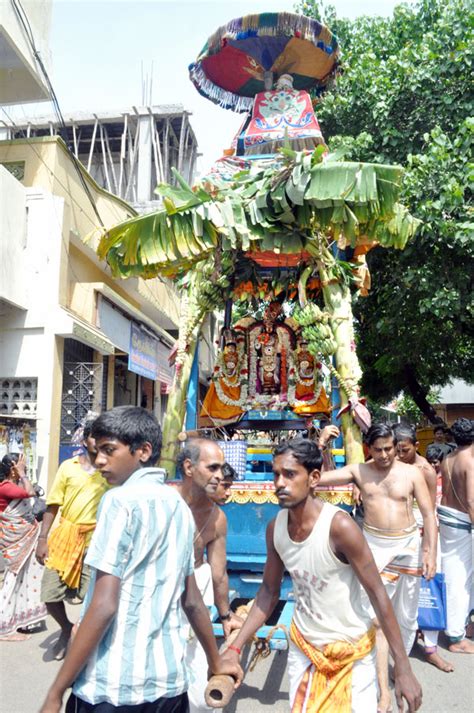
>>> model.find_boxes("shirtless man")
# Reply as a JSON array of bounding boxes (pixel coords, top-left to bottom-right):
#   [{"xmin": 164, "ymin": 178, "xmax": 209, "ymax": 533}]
[
  {"xmin": 318, "ymin": 422, "xmax": 436, "ymax": 713},
  {"xmin": 209, "ymin": 462, "xmax": 235, "ymax": 507},
  {"xmin": 394, "ymin": 423, "xmax": 454, "ymax": 672},
  {"xmin": 176, "ymin": 439, "xmax": 242, "ymax": 712},
  {"xmin": 438, "ymin": 417, "xmax": 474, "ymax": 653},
  {"xmin": 394, "ymin": 423, "xmax": 437, "ymax": 509},
  {"xmin": 221, "ymin": 438, "xmax": 422, "ymax": 712}
]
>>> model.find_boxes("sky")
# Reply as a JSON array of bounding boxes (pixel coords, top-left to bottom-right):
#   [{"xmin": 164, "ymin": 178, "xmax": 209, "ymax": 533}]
[{"xmin": 16, "ymin": 0, "xmax": 411, "ymax": 173}]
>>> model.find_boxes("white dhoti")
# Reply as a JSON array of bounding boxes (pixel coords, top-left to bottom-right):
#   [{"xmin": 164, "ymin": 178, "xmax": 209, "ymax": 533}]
[
  {"xmin": 362, "ymin": 522, "xmax": 422, "ymax": 654},
  {"xmin": 413, "ymin": 506, "xmax": 442, "ymax": 650},
  {"xmin": 185, "ymin": 562, "xmax": 213, "ymax": 712},
  {"xmin": 288, "ymin": 644, "xmax": 377, "ymax": 712},
  {"xmin": 438, "ymin": 505, "xmax": 473, "ymax": 642}
]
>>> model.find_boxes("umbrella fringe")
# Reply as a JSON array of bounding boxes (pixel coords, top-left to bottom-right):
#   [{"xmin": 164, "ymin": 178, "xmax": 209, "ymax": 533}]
[
  {"xmin": 205, "ymin": 12, "xmax": 338, "ymax": 57},
  {"xmin": 189, "ymin": 64, "xmax": 254, "ymax": 113},
  {"xmin": 189, "ymin": 11, "xmax": 339, "ymax": 113}
]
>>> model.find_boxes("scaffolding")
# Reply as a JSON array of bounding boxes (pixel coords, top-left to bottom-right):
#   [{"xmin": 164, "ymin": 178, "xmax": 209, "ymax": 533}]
[{"xmin": 4, "ymin": 105, "xmax": 199, "ymax": 209}]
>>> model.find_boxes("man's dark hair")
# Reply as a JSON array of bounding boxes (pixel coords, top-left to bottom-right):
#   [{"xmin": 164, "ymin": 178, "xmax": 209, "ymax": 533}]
[
  {"xmin": 365, "ymin": 422, "xmax": 396, "ymax": 446},
  {"xmin": 91, "ymin": 406, "xmax": 162, "ymax": 465},
  {"xmin": 450, "ymin": 418, "xmax": 474, "ymax": 446},
  {"xmin": 273, "ymin": 438, "xmax": 323, "ymax": 473},
  {"xmin": 393, "ymin": 423, "xmax": 417, "ymax": 445},
  {"xmin": 425, "ymin": 444, "xmax": 445, "ymax": 464},
  {"xmin": 433, "ymin": 425, "xmax": 446, "ymax": 435},
  {"xmin": 83, "ymin": 413, "xmax": 99, "ymax": 441},
  {"xmin": 222, "ymin": 462, "xmax": 237, "ymax": 481}
]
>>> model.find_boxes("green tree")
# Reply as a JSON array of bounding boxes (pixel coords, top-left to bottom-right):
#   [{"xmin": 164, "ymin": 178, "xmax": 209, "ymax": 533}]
[{"xmin": 298, "ymin": 0, "xmax": 474, "ymax": 420}]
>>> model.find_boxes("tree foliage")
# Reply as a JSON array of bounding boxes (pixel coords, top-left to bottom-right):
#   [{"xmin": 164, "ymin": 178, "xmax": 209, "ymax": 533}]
[{"xmin": 298, "ymin": 0, "xmax": 474, "ymax": 416}]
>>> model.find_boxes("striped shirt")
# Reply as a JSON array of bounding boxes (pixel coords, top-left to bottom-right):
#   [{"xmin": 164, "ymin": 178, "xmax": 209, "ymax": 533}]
[{"xmin": 72, "ymin": 467, "xmax": 195, "ymax": 706}]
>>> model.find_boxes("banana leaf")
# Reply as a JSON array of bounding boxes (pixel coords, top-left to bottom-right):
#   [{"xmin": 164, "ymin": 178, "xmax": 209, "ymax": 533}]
[{"xmin": 96, "ymin": 149, "xmax": 419, "ymax": 280}]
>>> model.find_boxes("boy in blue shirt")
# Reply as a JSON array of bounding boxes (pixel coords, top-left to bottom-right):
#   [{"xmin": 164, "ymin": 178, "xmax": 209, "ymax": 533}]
[{"xmin": 40, "ymin": 406, "xmax": 242, "ymax": 713}]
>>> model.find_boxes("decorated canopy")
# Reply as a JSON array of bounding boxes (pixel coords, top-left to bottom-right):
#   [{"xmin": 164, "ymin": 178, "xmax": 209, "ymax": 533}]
[
  {"xmin": 97, "ymin": 154, "xmax": 419, "ymax": 280},
  {"xmin": 189, "ymin": 12, "xmax": 339, "ymax": 112}
]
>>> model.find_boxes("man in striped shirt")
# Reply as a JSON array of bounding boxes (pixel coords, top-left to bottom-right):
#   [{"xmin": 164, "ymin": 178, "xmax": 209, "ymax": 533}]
[{"xmin": 40, "ymin": 407, "xmax": 242, "ymax": 713}]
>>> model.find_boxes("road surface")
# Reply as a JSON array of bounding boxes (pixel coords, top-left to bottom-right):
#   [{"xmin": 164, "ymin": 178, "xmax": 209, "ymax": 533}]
[{"xmin": 1, "ymin": 604, "xmax": 473, "ymax": 712}]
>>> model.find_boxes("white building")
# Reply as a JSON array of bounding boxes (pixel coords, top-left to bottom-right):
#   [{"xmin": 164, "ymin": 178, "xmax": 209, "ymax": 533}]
[{"xmin": 0, "ymin": 0, "xmax": 52, "ymax": 105}]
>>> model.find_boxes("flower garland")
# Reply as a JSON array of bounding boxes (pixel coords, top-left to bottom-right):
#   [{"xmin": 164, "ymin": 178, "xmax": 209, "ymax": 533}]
[
  {"xmin": 214, "ymin": 376, "xmax": 248, "ymax": 407},
  {"xmin": 212, "ymin": 343, "xmax": 248, "ymax": 407}
]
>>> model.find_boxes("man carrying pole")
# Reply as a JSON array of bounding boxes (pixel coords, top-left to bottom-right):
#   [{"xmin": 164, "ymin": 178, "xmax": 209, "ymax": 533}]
[{"xmin": 221, "ymin": 438, "xmax": 422, "ymax": 712}]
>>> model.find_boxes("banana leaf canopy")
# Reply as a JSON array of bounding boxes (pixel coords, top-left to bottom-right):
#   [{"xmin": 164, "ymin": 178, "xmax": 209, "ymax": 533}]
[
  {"xmin": 97, "ymin": 150, "xmax": 419, "ymax": 280},
  {"xmin": 189, "ymin": 12, "xmax": 339, "ymax": 112},
  {"xmin": 96, "ymin": 148, "xmax": 420, "ymax": 474}
]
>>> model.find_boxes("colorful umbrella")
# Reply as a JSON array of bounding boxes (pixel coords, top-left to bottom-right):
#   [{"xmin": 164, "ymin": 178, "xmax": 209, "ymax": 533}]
[{"xmin": 189, "ymin": 12, "xmax": 339, "ymax": 112}]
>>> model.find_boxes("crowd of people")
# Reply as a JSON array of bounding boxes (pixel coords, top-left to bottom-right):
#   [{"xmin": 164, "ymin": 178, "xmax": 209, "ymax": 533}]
[{"xmin": 0, "ymin": 409, "xmax": 472, "ymax": 713}]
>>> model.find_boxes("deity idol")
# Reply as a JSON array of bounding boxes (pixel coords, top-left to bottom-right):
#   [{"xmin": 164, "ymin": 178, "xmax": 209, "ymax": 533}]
[
  {"xmin": 200, "ymin": 329, "xmax": 247, "ymax": 425},
  {"xmin": 247, "ymin": 301, "xmax": 295, "ymax": 403},
  {"xmin": 288, "ymin": 333, "xmax": 330, "ymax": 415}
]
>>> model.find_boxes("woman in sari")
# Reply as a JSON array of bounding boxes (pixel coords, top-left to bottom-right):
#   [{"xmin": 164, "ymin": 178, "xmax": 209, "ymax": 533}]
[{"xmin": 0, "ymin": 453, "xmax": 47, "ymax": 640}]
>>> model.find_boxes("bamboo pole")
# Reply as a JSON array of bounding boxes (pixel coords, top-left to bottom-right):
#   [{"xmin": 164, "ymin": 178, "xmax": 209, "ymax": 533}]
[
  {"xmin": 87, "ymin": 117, "xmax": 99, "ymax": 174},
  {"xmin": 163, "ymin": 118, "xmax": 170, "ymax": 183},
  {"xmin": 118, "ymin": 113, "xmax": 128, "ymax": 197},
  {"xmin": 72, "ymin": 123, "xmax": 78, "ymax": 156},
  {"xmin": 159, "ymin": 326, "xmax": 200, "ymax": 478},
  {"xmin": 99, "ymin": 123, "xmax": 112, "ymax": 192},
  {"xmin": 103, "ymin": 125, "xmax": 118, "ymax": 194},
  {"xmin": 124, "ymin": 119, "xmax": 140, "ymax": 201},
  {"xmin": 154, "ymin": 123, "xmax": 164, "ymax": 183},
  {"xmin": 177, "ymin": 113, "xmax": 187, "ymax": 175}
]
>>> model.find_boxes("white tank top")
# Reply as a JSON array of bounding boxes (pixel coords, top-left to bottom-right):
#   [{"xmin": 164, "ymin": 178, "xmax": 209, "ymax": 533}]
[{"xmin": 274, "ymin": 502, "xmax": 372, "ymax": 648}]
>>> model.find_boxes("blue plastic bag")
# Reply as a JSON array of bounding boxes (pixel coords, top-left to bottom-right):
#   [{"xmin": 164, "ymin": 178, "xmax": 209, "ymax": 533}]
[{"xmin": 417, "ymin": 573, "xmax": 447, "ymax": 631}]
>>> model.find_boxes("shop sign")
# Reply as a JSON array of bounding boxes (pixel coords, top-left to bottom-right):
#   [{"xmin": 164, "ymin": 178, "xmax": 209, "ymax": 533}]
[{"xmin": 128, "ymin": 323, "xmax": 159, "ymax": 380}]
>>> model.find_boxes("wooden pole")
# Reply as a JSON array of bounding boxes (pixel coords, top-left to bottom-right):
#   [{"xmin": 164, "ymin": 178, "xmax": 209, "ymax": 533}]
[
  {"xmin": 99, "ymin": 123, "xmax": 112, "ymax": 192},
  {"xmin": 118, "ymin": 113, "xmax": 128, "ymax": 197},
  {"xmin": 103, "ymin": 125, "xmax": 118, "ymax": 194},
  {"xmin": 87, "ymin": 117, "xmax": 98, "ymax": 174},
  {"xmin": 204, "ymin": 601, "xmax": 253, "ymax": 708},
  {"xmin": 163, "ymin": 118, "xmax": 170, "ymax": 182}
]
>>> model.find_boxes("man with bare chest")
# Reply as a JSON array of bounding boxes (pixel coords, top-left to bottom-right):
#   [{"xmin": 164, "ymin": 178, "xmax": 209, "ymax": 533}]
[
  {"xmin": 319, "ymin": 422, "xmax": 436, "ymax": 712},
  {"xmin": 394, "ymin": 423, "xmax": 438, "ymax": 518},
  {"xmin": 394, "ymin": 423, "xmax": 454, "ymax": 672},
  {"xmin": 437, "ymin": 418, "xmax": 474, "ymax": 654},
  {"xmin": 176, "ymin": 439, "xmax": 241, "ymax": 712}
]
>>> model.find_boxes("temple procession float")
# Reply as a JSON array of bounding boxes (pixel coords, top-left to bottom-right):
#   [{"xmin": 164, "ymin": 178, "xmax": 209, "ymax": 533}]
[{"xmin": 93, "ymin": 11, "xmax": 419, "ymax": 664}]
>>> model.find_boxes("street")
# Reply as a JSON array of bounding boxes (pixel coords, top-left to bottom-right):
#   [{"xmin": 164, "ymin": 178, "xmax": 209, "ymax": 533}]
[{"xmin": 1, "ymin": 604, "xmax": 473, "ymax": 713}]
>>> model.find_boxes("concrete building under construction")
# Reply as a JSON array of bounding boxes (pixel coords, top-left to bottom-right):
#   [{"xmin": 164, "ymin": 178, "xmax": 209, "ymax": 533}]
[{"xmin": 2, "ymin": 104, "xmax": 199, "ymax": 213}]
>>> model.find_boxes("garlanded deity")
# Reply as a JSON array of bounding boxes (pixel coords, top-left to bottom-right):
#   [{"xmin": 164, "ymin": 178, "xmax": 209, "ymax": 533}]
[
  {"xmin": 247, "ymin": 301, "xmax": 294, "ymax": 403},
  {"xmin": 200, "ymin": 328, "xmax": 247, "ymax": 426},
  {"xmin": 287, "ymin": 332, "xmax": 330, "ymax": 415},
  {"xmin": 200, "ymin": 309, "xmax": 331, "ymax": 424}
]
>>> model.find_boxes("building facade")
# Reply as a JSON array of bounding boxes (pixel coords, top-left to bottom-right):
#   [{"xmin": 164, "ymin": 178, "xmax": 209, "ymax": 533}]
[{"xmin": 0, "ymin": 136, "xmax": 181, "ymax": 488}]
